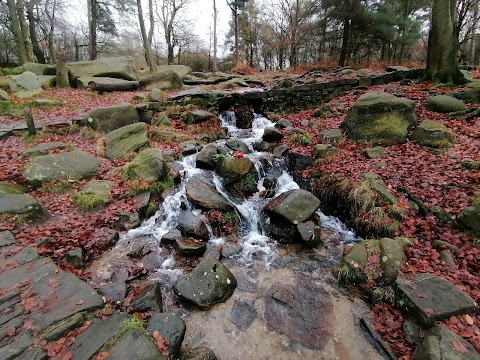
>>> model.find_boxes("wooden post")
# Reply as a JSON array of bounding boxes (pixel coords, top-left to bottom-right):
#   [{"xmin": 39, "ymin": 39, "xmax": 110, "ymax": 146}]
[{"xmin": 24, "ymin": 107, "xmax": 36, "ymax": 136}]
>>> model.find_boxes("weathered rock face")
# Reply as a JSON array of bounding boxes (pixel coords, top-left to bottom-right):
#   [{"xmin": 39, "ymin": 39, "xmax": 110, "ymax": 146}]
[
  {"xmin": 426, "ymin": 95, "xmax": 468, "ymax": 113},
  {"xmin": 173, "ymin": 256, "xmax": 237, "ymax": 309},
  {"xmin": 179, "ymin": 347, "xmax": 218, "ymax": 360},
  {"xmin": 264, "ymin": 189, "xmax": 320, "ymax": 225},
  {"xmin": 263, "ymin": 277, "xmax": 333, "ymax": 350},
  {"xmin": 23, "ymin": 62, "xmax": 56, "ymax": 75},
  {"xmin": 8, "ymin": 71, "xmax": 43, "ymax": 98},
  {"xmin": 177, "ymin": 211, "xmax": 210, "ymax": 240},
  {"xmin": 186, "ymin": 173, "xmax": 232, "ymax": 211},
  {"xmin": 107, "ymin": 329, "xmax": 167, "ymax": 360},
  {"xmin": 179, "ymin": 141, "xmax": 199, "ymax": 156},
  {"xmin": 412, "ymin": 326, "xmax": 480, "ymax": 360},
  {"xmin": 105, "ymin": 123, "xmax": 149, "ymax": 160},
  {"xmin": 397, "ymin": 273, "xmax": 478, "ymax": 325},
  {"xmin": 174, "ymin": 237, "xmax": 207, "ymax": 257},
  {"xmin": 296, "ymin": 220, "xmax": 322, "ymax": 247},
  {"xmin": 148, "ymin": 313, "xmax": 186, "ymax": 357},
  {"xmin": 457, "ymin": 206, "xmax": 480, "ymax": 236},
  {"xmin": 67, "ymin": 56, "xmax": 138, "ymax": 86},
  {"xmin": 0, "ymin": 194, "xmax": 41, "ymax": 214},
  {"xmin": 130, "ymin": 283, "xmax": 163, "ymax": 312},
  {"xmin": 22, "ymin": 142, "xmax": 65, "ymax": 157},
  {"xmin": 312, "ymin": 144, "xmax": 339, "ymax": 159},
  {"xmin": 140, "ymin": 70, "xmax": 183, "ymax": 91},
  {"xmin": 196, "ymin": 144, "xmax": 219, "ymax": 170},
  {"xmin": 24, "ymin": 151, "xmax": 102, "ymax": 186},
  {"xmin": 412, "ymin": 120, "xmax": 455, "ymax": 148},
  {"xmin": 263, "ymin": 127, "xmax": 284, "ymax": 142},
  {"xmin": 84, "ymin": 104, "xmax": 140, "ymax": 133},
  {"xmin": 225, "ymin": 139, "xmax": 250, "ymax": 154},
  {"xmin": 183, "ymin": 110, "xmax": 216, "ymax": 125},
  {"xmin": 156, "ymin": 65, "xmax": 192, "ymax": 78},
  {"xmin": 340, "ymin": 92, "xmax": 416, "ymax": 145},
  {"xmin": 0, "ymin": 89, "xmax": 11, "ymax": 101},
  {"xmin": 215, "ymin": 157, "xmax": 253, "ymax": 185},
  {"xmin": 81, "ymin": 180, "xmax": 112, "ymax": 204},
  {"xmin": 124, "ymin": 148, "xmax": 167, "ymax": 181}
]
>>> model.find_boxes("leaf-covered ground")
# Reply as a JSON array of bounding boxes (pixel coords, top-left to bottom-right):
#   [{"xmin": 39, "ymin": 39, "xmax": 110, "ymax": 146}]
[{"xmin": 0, "ymin": 73, "xmax": 479, "ymax": 359}]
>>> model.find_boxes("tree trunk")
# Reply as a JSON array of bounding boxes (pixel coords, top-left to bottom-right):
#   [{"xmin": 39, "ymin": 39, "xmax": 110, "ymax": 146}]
[
  {"xmin": 6, "ymin": 0, "xmax": 28, "ymax": 64},
  {"xmin": 424, "ymin": 0, "xmax": 466, "ymax": 84},
  {"xmin": 26, "ymin": 4, "xmax": 46, "ymax": 63},
  {"xmin": 17, "ymin": 0, "xmax": 34, "ymax": 62},
  {"xmin": 213, "ymin": 0, "xmax": 218, "ymax": 72},
  {"xmin": 56, "ymin": 62, "xmax": 70, "ymax": 88},
  {"xmin": 469, "ymin": 1, "xmax": 479, "ymax": 64},
  {"xmin": 89, "ymin": 0, "xmax": 98, "ymax": 60},
  {"xmin": 339, "ymin": 18, "xmax": 351, "ymax": 66},
  {"xmin": 234, "ymin": 4, "xmax": 239, "ymax": 63},
  {"xmin": 87, "ymin": 80, "xmax": 139, "ymax": 91},
  {"xmin": 137, "ymin": 0, "xmax": 156, "ymax": 71}
]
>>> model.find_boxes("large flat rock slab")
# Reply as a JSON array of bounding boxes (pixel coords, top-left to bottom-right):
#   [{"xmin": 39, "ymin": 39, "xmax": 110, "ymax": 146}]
[
  {"xmin": 397, "ymin": 273, "xmax": 478, "ymax": 325},
  {"xmin": 0, "ymin": 194, "xmax": 41, "ymax": 214},
  {"xmin": 24, "ymin": 151, "xmax": 102, "ymax": 187}
]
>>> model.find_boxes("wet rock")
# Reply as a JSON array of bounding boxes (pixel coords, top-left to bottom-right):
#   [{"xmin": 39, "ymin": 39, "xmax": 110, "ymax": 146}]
[
  {"xmin": 402, "ymin": 318, "xmax": 423, "ymax": 345},
  {"xmin": 179, "ymin": 347, "xmax": 218, "ymax": 360},
  {"xmin": 287, "ymin": 151, "xmax": 314, "ymax": 172},
  {"xmin": 123, "ymin": 148, "xmax": 167, "ymax": 181},
  {"xmin": 174, "ymin": 256, "xmax": 237, "ymax": 309},
  {"xmin": 66, "ymin": 247, "xmax": 85, "ymax": 269},
  {"xmin": 183, "ymin": 110, "xmax": 216, "ymax": 125},
  {"xmin": 412, "ymin": 325, "xmax": 480, "ymax": 360},
  {"xmin": 264, "ymin": 189, "xmax": 320, "ymax": 225},
  {"xmin": 341, "ymin": 92, "xmax": 416, "ymax": 145},
  {"xmin": 221, "ymin": 242, "xmax": 242, "ymax": 258},
  {"xmin": 0, "ymin": 333, "xmax": 33, "ymax": 360},
  {"xmin": 364, "ymin": 146, "xmax": 384, "ymax": 159},
  {"xmin": 297, "ymin": 220, "xmax": 322, "ymax": 247},
  {"xmin": 148, "ymin": 88, "xmax": 165, "ymax": 102},
  {"xmin": 161, "ymin": 230, "xmax": 182, "ymax": 245},
  {"xmin": 234, "ymin": 107, "xmax": 253, "ymax": 129},
  {"xmin": 262, "ymin": 127, "xmax": 284, "ymax": 142},
  {"xmin": 196, "ymin": 144, "xmax": 218, "ymax": 170},
  {"xmin": 105, "ymin": 123, "xmax": 149, "ymax": 160},
  {"xmin": 115, "ymin": 211, "xmax": 141, "ymax": 230},
  {"xmin": 215, "ymin": 156, "xmax": 253, "ymax": 185},
  {"xmin": 426, "ymin": 95, "xmax": 468, "ymax": 113},
  {"xmin": 177, "ymin": 211, "xmax": 210, "ymax": 240},
  {"xmin": 264, "ymin": 277, "xmax": 332, "ymax": 350},
  {"xmin": 205, "ymin": 242, "xmax": 222, "ymax": 260},
  {"xmin": 69, "ymin": 312, "xmax": 130, "ymax": 359},
  {"xmin": 130, "ymin": 283, "xmax": 163, "ymax": 312},
  {"xmin": 0, "ymin": 194, "xmax": 41, "ymax": 215},
  {"xmin": 397, "ymin": 273, "xmax": 478, "ymax": 325},
  {"xmin": 342, "ymin": 243, "xmax": 368, "ymax": 280},
  {"xmin": 98, "ymin": 282, "xmax": 127, "ymax": 302},
  {"xmin": 24, "ymin": 151, "xmax": 102, "ymax": 187},
  {"xmin": 186, "ymin": 173, "xmax": 232, "ymax": 211},
  {"xmin": 230, "ymin": 300, "xmax": 257, "ymax": 330},
  {"xmin": 0, "ymin": 230, "xmax": 16, "ymax": 247},
  {"xmin": 275, "ymin": 118, "xmax": 292, "ymax": 129},
  {"xmin": 225, "ymin": 139, "xmax": 250, "ymax": 154},
  {"xmin": 180, "ymin": 141, "xmax": 199, "ymax": 156},
  {"xmin": 174, "ymin": 237, "xmax": 207, "ymax": 257},
  {"xmin": 42, "ymin": 313, "xmax": 86, "ymax": 342},
  {"xmin": 107, "ymin": 329, "xmax": 167, "ymax": 360},
  {"xmin": 253, "ymin": 141, "xmax": 273, "ymax": 152},
  {"xmin": 84, "ymin": 104, "xmax": 140, "ymax": 133},
  {"xmin": 147, "ymin": 313, "xmax": 186, "ymax": 357}
]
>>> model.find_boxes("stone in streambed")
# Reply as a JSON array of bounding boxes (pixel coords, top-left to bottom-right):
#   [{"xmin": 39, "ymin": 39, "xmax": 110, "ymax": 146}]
[
  {"xmin": 186, "ymin": 173, "xmax": 232, "ymax": 211},
  {"xmin": 264, "ymin": 189, "xmax": 320, "ymax": 225},
  {"xmin": 174, "ymin": 237, "xmax": 206, "ymax": 257},
  {"xmin": 173, "ymin": 256, "xmax": 237, "ymax": 309},
  {"xmin": 179, "ymin": 347, "xmax": 218, "ymax": 360},
  {"xmin": 148, "ymin": 313, "xmax": 186, "ymax": 357},
  {"xmin": 296, "ymin": 220, "xmax": 322, "ymax": 247},
  {"xmin": 107, "ymin": 329, "xmax": 167, "ymax": 360},
  {"xmin": 196, "ymin": 144, "xmax": 218, "ymax": 170},
  {"xmin": 177, "ymin": 211, "xmax": 210, "ymax": 240},
  {"xmin": 130, "ymin": 283, "xmax": 163, "ymax": 312}
]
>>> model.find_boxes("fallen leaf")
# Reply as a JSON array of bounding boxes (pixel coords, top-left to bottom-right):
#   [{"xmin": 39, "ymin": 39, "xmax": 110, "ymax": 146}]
[
  {"xmin": 424, "ymin": 308, "xmax": 435, "ymax": 315},
  {"xmin": 452, "ymin": 341, "xmax": 468, "ymax": 354},
  {"xmin": 465, "ymin": 314, "xmax": 474, "ymax": 325},
  {"xmin": 76, "ymin": 300, "xmax": 84, "ymax": 305}
]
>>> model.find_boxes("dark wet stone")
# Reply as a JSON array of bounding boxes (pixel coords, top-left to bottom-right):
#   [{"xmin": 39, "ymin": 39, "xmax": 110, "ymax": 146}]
[
  {"xmin": 271, "ymin": 251, "xmax": 328, "ymax": 272},
  {"xmin": 41, "ymin": 312, "xmax": 85, "ymax": 341},
  {"xmin": 66, "ymin": 247, "xmax": 84, "ymax": 268},
  {"xmin": 180, "ymin": 141, "xmax": 199, "ymax": 156},
  {"xmin": 297, "ymin": 220, "xmax": 322, "ymax": 247},
  {"xmin": 412, "ymin": 325, "xmax": 480, "ymax": 360},
  {"xmin": 186, "ymin": 173, "xmax": 232, "ymax": 211},
  {"xmin": 162, "ymin": 230, "xmax": 182, "ymax": 245},
  {"xmin": 177, "ymin": 211, "xmax": 210, "ymax": 240},
  {"xmin": 0, "ymin": 333, "xmax": 33, "ymax": 360},
  {"xmin": 174, "ymin": 256, "xmax": 237, "ymax": 309},
  {"xmin": 402, "ymin": 318, "xmax": 423, "ymax": 345},
  {"xmin": 397, "ymin": 273, "xmax": 478, "ymax": 325},
  {"xmin": 126, "ymin": 243, "xmax": 149, "ymax": 259},
  {"xmin": 98, "ymin": 282, "xmax": 127, "ymax": 302},
  {"xmin": 179, "ymin": 347, "xmax": 218, "ymax": 360},
  {"xmin": 221, "ymin": 242, "xmax": 242, "ymax": 258},
  {"xmin": 225, "ymin": 139, "xmax": 250, "ymax": 154},
  {"xmin": 174, "ymin": 237, "xmax": 207, "ymax": 257},
  {"xmin": 107, "ymin": 329, "xmax": 167, "ymax": 360},
  {"xmin": 15, "ymin": 347, "xmax": 47, "ymax": 360},
  {"xmin": 142, "ymin": 252, "xmax": 165, "ymax": 272},
  {"xmin": 130, "ymin": 283, "xmax": 163, "ymax": 312},
  {"xmin": 196, "ymin": 144, "xmax": 218, "ymax": 170},
  {"xmin": 287, "ymin": 151, "xmax": 314, "ymax": 172},
  {"xmin": 263, "ymin": 127, "xmax": 284, "ymax": 142},
  {"xmin": 147, "ymin": 312, "xmax": 186, "ymax": 357},
  {"xmin": 0, "ymin": 230, "xmax": 16, "ymax": 247},
  {"xmin": 236, "ymin": 277, "xmax": 258, "ymax": 293},
  {"xmin": 264, "ymin": 189, "xmax": 320, "ymax": 225},
  {"xmin": 205, "ymin": 242, "xmax": 222, "ymax": 260},
  {"xmin": 275, "ymin": 118, "xmax": 292, "ymax": 129},
  {"xmin": 263, "ymin": 277, "xmax": 333, "ymax": 350},
  {"xmin": 70, "ymin": 312, "xmax": 130, "ymax": 360},
  {"xmin": 230, "ymin": 300, "xmax": 257, "ymax": 330}
]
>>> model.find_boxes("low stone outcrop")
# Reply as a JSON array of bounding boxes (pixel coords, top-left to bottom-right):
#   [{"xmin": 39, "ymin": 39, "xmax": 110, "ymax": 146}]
[
  {"xmin": 426, "ymin": 95, "xmax": 468, "ymax": 113},
  {"xmin": 140, "ymin": 70, "xmax": 183, "ymax": 91},
  {"xmin": 0, "ymin": 194, "xmax": 41, "ymax": 214},
  {"xmin": 24, "ymin": 151, "xmax": 102, "ymax": 187},
  {"xmin": 22, "ymin": 142, "xmax": 65, "ymax": 157},
  {"xmin": 183, "ymin": 110, "xmax": 216, "ymax": 125},
  {"xmin": 216, "ymin": 157, "xmax": 253, "ymax": 185},
  {"xmin": 412, "ymin": 120, "xmax": 455, "ymax": 148},
  {"xmin": 174, "ymin": 256, "xmax": 237, "ymax": 309},
  {"xmin": 123, "ymin": 148, "xmax": 167, "ymax": 181},
  {"xmin": 105, "ymin": 123, "xmax": 149, "ymax": 160},
  {"xmin": 340, "ymin": 92, "xmax": 417, "ymax": 145},
  {"xmin": 8, "ymin": 71, "xmax": 43, "ymax": 98},
  {"xmin": 84, "ymin": 104, "xmax": 140, "ymax": 132}
]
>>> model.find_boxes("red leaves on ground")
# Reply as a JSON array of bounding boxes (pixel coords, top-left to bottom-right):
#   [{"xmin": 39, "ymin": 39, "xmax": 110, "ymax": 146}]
[{"xmin": 152, "ymin": 331, "xmax": 169, "ymax": 356}]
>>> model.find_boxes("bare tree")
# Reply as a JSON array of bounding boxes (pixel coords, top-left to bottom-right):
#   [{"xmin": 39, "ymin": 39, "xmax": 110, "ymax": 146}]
[
  {"xmin": 213, "ymin": 0, "xmax": 218, "ymax": 71},
  {"xmin": 137, "ymin": 0, "xmax": 156, "ymax": 70}
]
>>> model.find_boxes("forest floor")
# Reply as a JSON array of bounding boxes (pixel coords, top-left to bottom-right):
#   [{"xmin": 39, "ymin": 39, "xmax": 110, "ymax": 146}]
[{"xmin": 0, "ymin": 68, "xmax": 479, "ymax": 359}]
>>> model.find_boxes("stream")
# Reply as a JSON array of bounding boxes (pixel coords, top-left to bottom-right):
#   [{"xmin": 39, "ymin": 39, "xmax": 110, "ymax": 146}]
[{"xmin": 88, "ymin": 112, "xmax": 385, "ymax": 360}]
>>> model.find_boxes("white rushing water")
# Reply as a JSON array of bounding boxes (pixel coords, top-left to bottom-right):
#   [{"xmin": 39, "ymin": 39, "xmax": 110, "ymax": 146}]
[{"xmin": 122, "ymin": 111, "xmax": 360, "ymax": 270}]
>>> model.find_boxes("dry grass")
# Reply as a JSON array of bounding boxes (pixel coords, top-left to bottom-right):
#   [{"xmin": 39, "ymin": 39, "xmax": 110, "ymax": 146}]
[{"xmin": 231, "ymin": 61, "xmax": 257, "ymax": 75}]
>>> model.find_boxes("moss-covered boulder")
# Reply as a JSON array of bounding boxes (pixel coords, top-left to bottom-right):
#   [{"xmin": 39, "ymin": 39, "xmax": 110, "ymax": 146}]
[
  {"xmin": 85, "ymin": 104, "xmax": 140, "ymax": 133},
  {"xmin": 8, "ymin": 71, "xmax": 44, "ymax": 98},
  {"xmin": 124, "ymin": 148, "xmax": 167, "ymax": 181},
  {"xmin": 156, "ymin": 65, "xmax": 192, "ymax": 78},
  {"xmin": 457, "ymin": 206, "xmax": 480, "ymax": 236},
  {"xmin": 140, "ymin": 70, "xmax": 183, "ymax": 91},
  {"xmin": 411, "ymin": 120, "xmax": 455, "ymax": 148},
  {"xmin": 0, "ymin": 194, "xmax": 41, "ymax": 214},
  {"xmin": 319, "ymin": 129, "xmax": 343, "ymax": 144},
  {"xmin": 312, "ymin": 144, "xmax": 339, "ymax": 159},
  {"xmin": 173, "ymin": 256, "xmax": 237, "ymax": 309},
  {"xmin": 340, "ymin": 243, "xmax": 368, "ymax": 281},
  {"xmin": 183, "ymin": 110, "xmax": 216, "ymax": 125},
  {"xmin": 82, "ymin": 180, "xmax": 112, "ymax": 203},
  {"xmin": 23, "ymin": 62, "xmax": 56, "ymax": 75},
  {"xmin": 0, "ymin": 89, "xmax": 10, "ymax": 101},
  {"xmin": 147, "ymin": 88, "xmax": 166, "ymax": 102},
  {"xmin": 379, "ymin": 237, "xmax": 410, "ymax": 282},
  {"xmin": 24, "ymin": 151, "xmax": 102, "ymax": 187},
  {"xmin": 340, "ymin": 92, "xmax": 416, "ymax": 145},
  {"xmin": 215, "ymin": 157, "xmax": 253, "ymax": 185},
  {"xmin": 105, "ymin": 123, "xmax": 149, "ymax": 160},
  {"xmin": 0, "ymin": 182, "xmax": 26, "ymax": 194},
  {"xmin": 426, "ymin": 95, "xmax": 468, "ymax": 113},
  {"xmin": 364, "ymin": 146, "xmax": 385, "ymax": 159}
]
